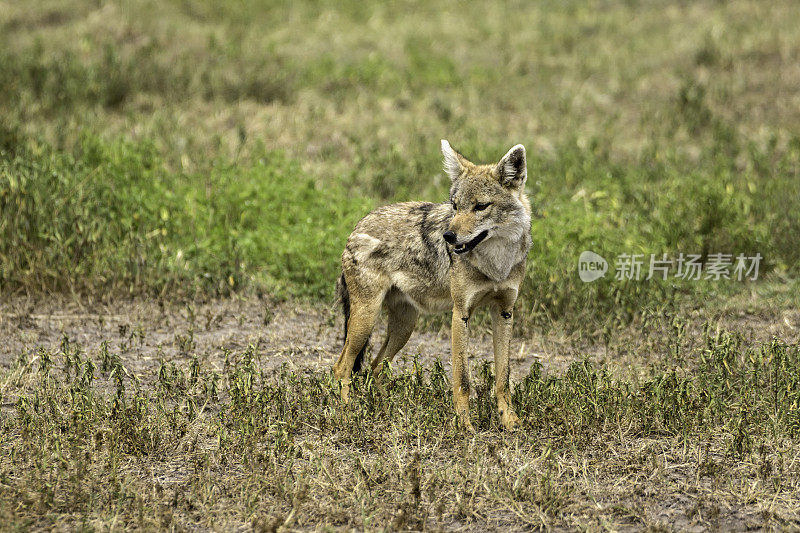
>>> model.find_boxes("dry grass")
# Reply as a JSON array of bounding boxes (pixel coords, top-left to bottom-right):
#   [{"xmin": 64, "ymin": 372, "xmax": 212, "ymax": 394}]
[{"xmin": 3, "ymin": 1, "xmax": 800, "ymax": 181}]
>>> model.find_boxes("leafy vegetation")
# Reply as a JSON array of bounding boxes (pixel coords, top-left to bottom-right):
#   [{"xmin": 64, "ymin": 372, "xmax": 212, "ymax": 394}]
[{"xmin": 0, "ymin": 131, "xmax": 371, "ymax": 298}]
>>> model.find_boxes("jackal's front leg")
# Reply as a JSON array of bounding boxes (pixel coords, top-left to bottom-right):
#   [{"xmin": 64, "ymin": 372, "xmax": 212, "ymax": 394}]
[
  {"xmin": 492, "ymin": 291, "xmax": 519, "ymax": 431},
  {"xmin": 451, "ymin": 309, "xmax": 474, "ymax": 432}
]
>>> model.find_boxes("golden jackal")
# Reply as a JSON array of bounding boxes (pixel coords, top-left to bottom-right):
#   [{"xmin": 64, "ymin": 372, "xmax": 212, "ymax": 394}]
[{"xmin": 333, "ymin": 140, "xmax": 531, "ymax": 431}]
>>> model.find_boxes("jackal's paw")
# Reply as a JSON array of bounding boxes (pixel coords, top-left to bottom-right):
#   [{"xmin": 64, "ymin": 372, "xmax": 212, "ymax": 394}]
[
  {"xmin": 339, "ymin": 381, "xmax": 351, "ymax": 404},
  {"xmin": 457, "ymin": 414, "xmax": 476, "ymax": 434},
  {"xmin": 500, "ymin": 409, "xmax": 520, "ymax": 431}
]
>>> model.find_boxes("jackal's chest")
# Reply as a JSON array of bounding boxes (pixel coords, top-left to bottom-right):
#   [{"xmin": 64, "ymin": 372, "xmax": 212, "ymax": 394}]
[{"xmin": 467, "ymin": 236, "xmax": 530, "ymax": 282}]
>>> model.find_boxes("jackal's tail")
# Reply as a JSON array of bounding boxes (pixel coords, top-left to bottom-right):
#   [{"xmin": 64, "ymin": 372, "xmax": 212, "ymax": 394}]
[{"xmin": 337, "ymin": 273, "xmax": 367, "ymax": 373}]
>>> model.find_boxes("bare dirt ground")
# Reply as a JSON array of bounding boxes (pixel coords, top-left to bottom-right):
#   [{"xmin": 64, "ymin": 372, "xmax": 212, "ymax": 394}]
[
  {"xmin": 0, "ymin": 296, "xmax": 584, "ymax": 383},
  {"xmin": 2, "ymin": 296, "xmax": 798, "ymax": 385}
]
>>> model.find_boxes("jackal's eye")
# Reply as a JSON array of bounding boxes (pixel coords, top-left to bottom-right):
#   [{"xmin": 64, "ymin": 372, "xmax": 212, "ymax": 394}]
[
  {"xmin": 451, "ymin": 200, "xmax": 457, "ymax": 210},
  {"xmin": 474, "ymin": 202, "xmax": 491, "ymax": 211}
]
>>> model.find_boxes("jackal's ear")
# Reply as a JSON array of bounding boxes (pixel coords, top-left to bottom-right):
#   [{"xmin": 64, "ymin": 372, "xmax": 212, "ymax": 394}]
[
  {"xmin": 441, "ymin": 139, "xmax": 467, "ymax": 182},
  {"xmin": 496, "ymin": 144, "xmax": 526, "ymax": 188}
]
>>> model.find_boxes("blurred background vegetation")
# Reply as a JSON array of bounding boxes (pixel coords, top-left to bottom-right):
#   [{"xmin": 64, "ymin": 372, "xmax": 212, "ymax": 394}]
[{"xmin": 0, "ymin": 0, "xmax": 798, "ymax": 331}]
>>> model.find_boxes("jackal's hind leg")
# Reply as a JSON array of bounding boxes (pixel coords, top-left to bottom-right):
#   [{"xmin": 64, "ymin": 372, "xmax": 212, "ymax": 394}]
[
  {"xmin": 333, "ymin": 300, "xmax": 380, "ymax": 402},
  {"xmin": 371, "ymin": 299, "xmax": 418, "ymax": 378}
]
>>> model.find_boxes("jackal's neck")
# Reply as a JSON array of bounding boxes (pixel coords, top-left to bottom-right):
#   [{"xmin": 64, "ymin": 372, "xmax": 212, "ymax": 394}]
[{"xmin": 465, "ymin": 210, "xmax": 531, "ymax": 282}]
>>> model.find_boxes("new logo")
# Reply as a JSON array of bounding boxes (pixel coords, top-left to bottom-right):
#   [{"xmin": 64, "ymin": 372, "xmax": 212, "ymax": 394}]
[{"xmin": 578, "ymin": 251, "xmax": 608, "ymax": 282}]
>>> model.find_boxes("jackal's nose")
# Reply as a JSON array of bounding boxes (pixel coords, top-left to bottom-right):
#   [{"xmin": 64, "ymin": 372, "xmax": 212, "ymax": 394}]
[{"xmin": 443, "ymin": 231, "xmax": 457, "ymax": 244}]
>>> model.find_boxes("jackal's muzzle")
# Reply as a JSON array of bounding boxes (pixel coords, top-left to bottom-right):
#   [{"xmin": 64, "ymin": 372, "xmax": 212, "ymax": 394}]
[{"xmin": 445, "ymin": 229, "xmax": 489, "ymax": 255}]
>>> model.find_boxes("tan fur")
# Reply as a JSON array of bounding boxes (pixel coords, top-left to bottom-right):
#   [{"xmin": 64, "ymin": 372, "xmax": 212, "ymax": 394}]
[{"xmin": 333, "ymin": 140, "xmax": 532, "ymax": 431}]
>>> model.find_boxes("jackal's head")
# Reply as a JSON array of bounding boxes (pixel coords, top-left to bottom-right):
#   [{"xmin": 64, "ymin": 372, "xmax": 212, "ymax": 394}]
[{"xmin": 440, "ymin": 140, "xmax": 530, "ymax": 255}]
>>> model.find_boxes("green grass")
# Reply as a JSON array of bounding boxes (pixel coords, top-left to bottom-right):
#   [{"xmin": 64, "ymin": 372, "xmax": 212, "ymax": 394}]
[
  {"xmin": 1, "ymin": 324, "xmax": 799, "ymax": 529},
  {"xmin": 0, "ymin": 129, "xmax": 371, "ymax": 298},
  {"xmin": 1, "ymin": 0, "xmax": 798, "ymax": 330}
]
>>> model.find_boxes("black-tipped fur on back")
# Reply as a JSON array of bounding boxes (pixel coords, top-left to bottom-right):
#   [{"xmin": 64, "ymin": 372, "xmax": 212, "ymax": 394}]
[{"xmin": 337, "ymin": 273, "xmax": 368, "ymax": 372}]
